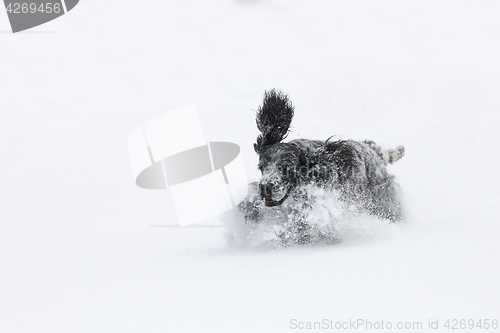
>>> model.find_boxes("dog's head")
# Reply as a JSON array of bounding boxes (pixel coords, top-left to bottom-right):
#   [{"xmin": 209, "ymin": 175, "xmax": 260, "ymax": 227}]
[
  {"xmin": 257, "ymin": 143, "xmax": 306, "ymax": 206},
  {"xmin": 253, "ymin": 89, "xmax": 304, "ymax": 207}
]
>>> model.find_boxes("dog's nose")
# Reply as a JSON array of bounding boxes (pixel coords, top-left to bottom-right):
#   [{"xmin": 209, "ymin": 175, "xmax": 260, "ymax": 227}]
[{"xmin": 259, "ymin": 183, "xmax": 273, "ymax": 198}]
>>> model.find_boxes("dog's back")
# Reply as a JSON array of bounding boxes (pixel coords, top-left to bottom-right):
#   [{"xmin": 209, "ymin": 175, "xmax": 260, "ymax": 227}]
[
  {"xmin": 322, "ymin": 139, "xmax": 405, "ymax": 221},
  {"xmin": 282, "ymin": 137, "xmax": 405, "ymax": 222}
]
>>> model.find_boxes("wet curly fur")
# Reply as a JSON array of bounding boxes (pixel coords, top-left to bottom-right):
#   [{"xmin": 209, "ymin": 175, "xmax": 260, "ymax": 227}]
[{"xmin": 239, "ymin": 89, "xmax": 405, "ymax": 241}]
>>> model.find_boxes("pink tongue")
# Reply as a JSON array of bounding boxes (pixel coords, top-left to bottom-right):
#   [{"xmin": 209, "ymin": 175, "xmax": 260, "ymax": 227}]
[{"xmin": 265, "ymin": 198, "xmax": 273, "ymax": 202}]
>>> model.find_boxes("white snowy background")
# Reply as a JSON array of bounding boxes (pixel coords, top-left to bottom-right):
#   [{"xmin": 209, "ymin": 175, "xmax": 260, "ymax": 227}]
[{"xmin": 1, "ymin": 0, "xmax": 500, "ymax": 332}]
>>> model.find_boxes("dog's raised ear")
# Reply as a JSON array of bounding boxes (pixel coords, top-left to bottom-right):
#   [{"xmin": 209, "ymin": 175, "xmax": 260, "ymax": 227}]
[{"xmin": 254, "ymin": 89, "xmax": 295, "ymax": 154}]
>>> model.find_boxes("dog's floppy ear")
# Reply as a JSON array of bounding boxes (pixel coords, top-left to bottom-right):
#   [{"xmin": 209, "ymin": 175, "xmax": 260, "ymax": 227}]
[{"xmin": 254, "ymin": 89, "xmax": 295, "ymax": 154}]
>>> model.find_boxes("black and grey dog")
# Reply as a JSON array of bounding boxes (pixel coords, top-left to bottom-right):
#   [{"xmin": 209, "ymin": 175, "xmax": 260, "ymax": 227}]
[{"xmin": 239, "ymin": 89, "xmax": 405, "ymax": 234}]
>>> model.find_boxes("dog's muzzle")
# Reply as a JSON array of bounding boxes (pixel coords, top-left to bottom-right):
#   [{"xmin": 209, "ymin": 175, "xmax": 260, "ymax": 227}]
[{"xmin": 259, "ymin": 183, "xmax": 291, "ymax": 207}]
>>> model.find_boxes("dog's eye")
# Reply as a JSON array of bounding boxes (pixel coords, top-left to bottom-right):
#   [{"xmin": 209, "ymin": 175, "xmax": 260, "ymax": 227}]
[{"xmin": 281, "ymin": 165, "xmax": 293, "ymax": 175}]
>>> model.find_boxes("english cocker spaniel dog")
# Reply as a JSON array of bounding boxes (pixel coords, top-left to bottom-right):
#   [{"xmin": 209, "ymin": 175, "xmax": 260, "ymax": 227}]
[{"xmin": 235, "ymin": 89, "xmax": 405, "ymax": 247}]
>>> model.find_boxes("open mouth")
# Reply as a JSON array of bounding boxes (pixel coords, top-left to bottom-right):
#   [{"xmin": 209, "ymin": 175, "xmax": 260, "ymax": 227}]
[{"xmin": 264, "ymin": 188, "xmax": 291, "ymax": 207}]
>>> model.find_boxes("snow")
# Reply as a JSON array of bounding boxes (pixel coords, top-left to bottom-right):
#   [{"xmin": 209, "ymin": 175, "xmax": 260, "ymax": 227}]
[{"xmin": 1, "ymin": 0, "xmax": 500, "ymax": 332}]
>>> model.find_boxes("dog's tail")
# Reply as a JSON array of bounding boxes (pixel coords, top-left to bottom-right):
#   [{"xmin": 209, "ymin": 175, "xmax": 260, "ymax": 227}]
[
  {"xmin": 381, "ymin": 145, "xmax": 405, "ymax": 165},
  {"xmin": 364, "ymin": 140, "xmax": 405, "ymax": 165}
]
